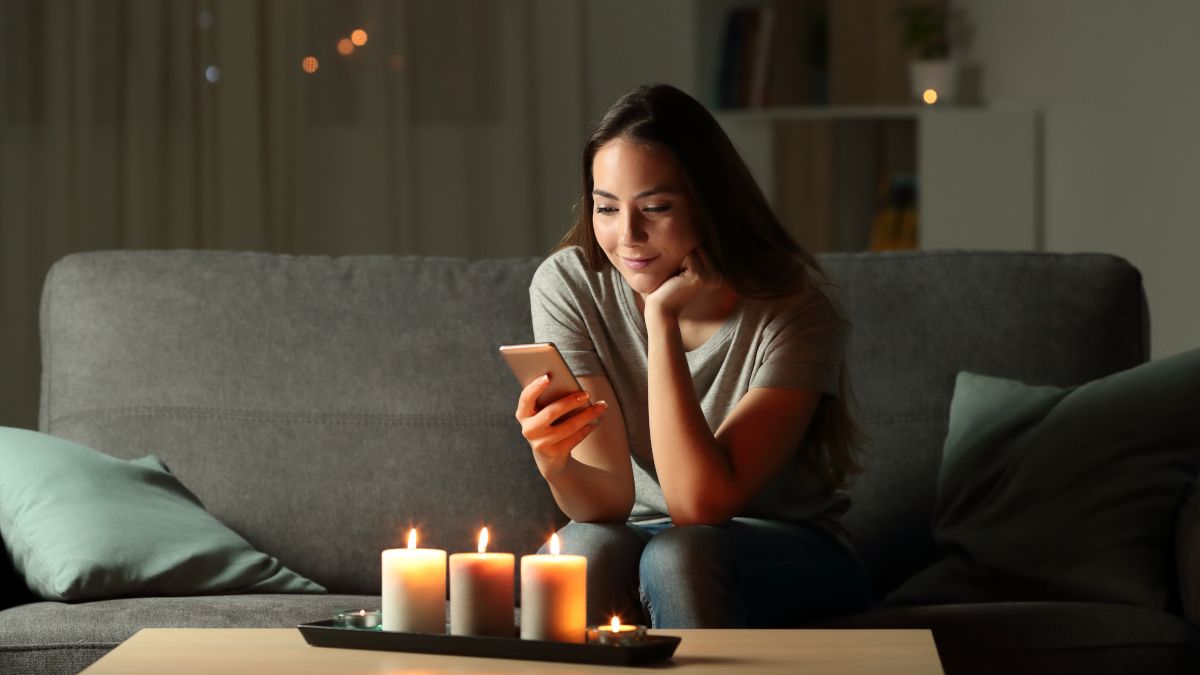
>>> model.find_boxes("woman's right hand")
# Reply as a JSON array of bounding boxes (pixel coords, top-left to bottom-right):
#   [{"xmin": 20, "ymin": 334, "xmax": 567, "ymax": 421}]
[{"xmin": 515, "ymin": 375, "xmax": 609, "ymax": 478}]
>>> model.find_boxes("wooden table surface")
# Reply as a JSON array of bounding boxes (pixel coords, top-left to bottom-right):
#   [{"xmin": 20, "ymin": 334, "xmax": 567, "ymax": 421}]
[{"xmin": 83, "ymin": 627, "xmax": 943, "ymax": 674}]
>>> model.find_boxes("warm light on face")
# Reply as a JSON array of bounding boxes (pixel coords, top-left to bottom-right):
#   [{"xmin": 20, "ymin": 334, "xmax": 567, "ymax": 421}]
[
  {"xmin": 591, "ymin": 139, "xmax": 701, "ymax": 297},
  {"xmin": 337, "ymin": 38, "xmax": 355, "ymax": 56},
  {"xmin": 478, "ymin": 527, "xmax": 489, "ymax": 554},
  {"xmin": 301, "ymin": 56, "xmax": 319, "ymax": 74},
  {"xmin": 549, "ymin": 533, "xmax": 561, "ymax": 556},
  {"xmin": 351, "ymin": 29, "xmax": 368, "ymax": 46},
  {"xmin": 922, "ymin": 88, "xmax": 939, "ymax": 105},
  {"xmin": 407, "ymin": 528, "xmax": 417, "ymax": 550}
]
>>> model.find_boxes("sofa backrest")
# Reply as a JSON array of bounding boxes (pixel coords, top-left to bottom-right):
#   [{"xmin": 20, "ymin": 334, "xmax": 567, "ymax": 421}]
[
  {"xmin": 40, "ymin": 251, "xmax": 555, "ymax": 593},
  {"xmin": 821, "ymin": 251, "xmax": 1148, "ymax": 595},
  {"xmin": 39, "ymin": 250, "xmax": 1148, "ymax": 597}
]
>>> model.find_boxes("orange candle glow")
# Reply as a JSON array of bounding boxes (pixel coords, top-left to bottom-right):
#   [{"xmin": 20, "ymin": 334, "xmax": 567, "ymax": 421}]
[
  {"xmin": 519, "ymin": 533, "xmax": 586, "ymax": 642},
  {"xmin": 587, "ymin": 614, "xmax": 646, "ymax": 645}
]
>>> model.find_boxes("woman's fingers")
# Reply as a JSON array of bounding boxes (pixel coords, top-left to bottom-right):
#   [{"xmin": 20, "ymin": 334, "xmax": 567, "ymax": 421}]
[
  {"xmin": 551, "ymin": 417, "xmax": 602, "ymax": 455},
  {"xmin": 515, "ymin": 374, "xmax": 550, "ymax": 420},
  {"xmin": 534, "ymin": 390, "xmax": 592, "ymax": 427},
  {"xmin": 524, "ymin": 399, "xmax": 608, "ymax": 445},
  {"xmin": 538, "ymin": 402, "xmax": 607, "ymax": 455}
]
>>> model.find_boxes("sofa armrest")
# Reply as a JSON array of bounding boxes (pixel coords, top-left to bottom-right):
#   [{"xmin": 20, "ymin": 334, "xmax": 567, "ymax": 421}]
[{"xmin": 1179, "ymin": 480, "xmax": 1200, "ymax": 627}]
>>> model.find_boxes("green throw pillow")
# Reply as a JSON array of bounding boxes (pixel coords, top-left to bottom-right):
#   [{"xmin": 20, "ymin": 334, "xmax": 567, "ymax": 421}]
[
  {"xmin": 0, "ymin": 427, "xmax": 324, "ymax": 601},
  {"xmin": 887, "ymin": 348, "xmax": 1200, "ymax": 608}
]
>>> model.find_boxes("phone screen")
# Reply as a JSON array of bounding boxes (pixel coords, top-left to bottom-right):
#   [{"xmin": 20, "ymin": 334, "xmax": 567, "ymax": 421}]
[{"xmin": 498, "ymin": 342, "xmax": 583, "ymax": 409}]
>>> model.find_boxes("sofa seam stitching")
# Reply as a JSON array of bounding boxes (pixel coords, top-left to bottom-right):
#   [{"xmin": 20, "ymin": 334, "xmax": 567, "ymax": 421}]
[
  {"xmin": 49, "ymin": 406, "xmax": 514, "ymax": 428},
  {"xmin": 0, "ymin": 643, "xmax": 120, "ymax": 652}
]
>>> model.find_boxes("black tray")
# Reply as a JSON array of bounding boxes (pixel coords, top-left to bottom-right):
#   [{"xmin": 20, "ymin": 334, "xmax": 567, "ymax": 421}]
[{"xmin": 297, "ymin": 620, "xmax": 680, "ymax": 666}]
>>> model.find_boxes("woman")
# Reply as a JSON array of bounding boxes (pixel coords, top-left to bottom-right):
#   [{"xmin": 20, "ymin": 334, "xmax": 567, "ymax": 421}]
[{"xmin": 515, "ymin": 84, "xmax": 870, "ymax": 629}]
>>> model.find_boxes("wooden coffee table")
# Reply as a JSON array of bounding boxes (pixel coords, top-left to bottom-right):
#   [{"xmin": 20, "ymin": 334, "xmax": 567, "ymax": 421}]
[{"xmin": 83, "ymin": 627, "xmax": 943, "ymax": 673}]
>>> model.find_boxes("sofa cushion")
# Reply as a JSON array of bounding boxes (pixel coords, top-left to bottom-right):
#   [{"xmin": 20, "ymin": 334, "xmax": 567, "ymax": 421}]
[
  {"xmin": 886, "ymin": 349, "xmax": 1200, "ymax": 608},
  {"xmin": 0, "ymin": 427, "xmax": 322, "ymax": 601},
  {"xmin": 0, "ymin": 594, "xmax": 376, "ymax": 675},
  {"xmin": 810, "ymin": 602, "xmax": 1200, "ymax": 675}
]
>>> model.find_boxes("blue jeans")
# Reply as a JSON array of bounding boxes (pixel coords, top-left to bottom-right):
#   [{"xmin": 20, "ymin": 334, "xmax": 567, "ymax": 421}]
[{"xmin": 544, "ymin": 518, "xmax": 871, "ymax": 628}]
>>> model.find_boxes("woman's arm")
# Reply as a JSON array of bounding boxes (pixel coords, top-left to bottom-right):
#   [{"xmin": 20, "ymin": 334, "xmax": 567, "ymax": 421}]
[
  {"xmin": 517, "ymin": 374, "xmax": 635, "ymax": 523},
  {"xmin": 645, "ymin": 311, "xmax": 821, "ymax": 526}
]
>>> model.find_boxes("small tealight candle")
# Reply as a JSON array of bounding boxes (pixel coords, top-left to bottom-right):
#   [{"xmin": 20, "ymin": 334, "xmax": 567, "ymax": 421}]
[
  {"xmin": 381, "ymin": 528, "xmax": 447, "ymax": 633},
  {"xmin": 449, "ymin": 527, "xmax": 515, "ymax": 637},
  {"xmin": 587, "ymin": 615, "xmax": 646, "ymax": 646},
  {"xmin": 334, "ymin": 608, "xmax": 383, "ymax": 630},
  {"xmin": 520, "ymin": 533, "xmax": 587, "ymax": 642}
]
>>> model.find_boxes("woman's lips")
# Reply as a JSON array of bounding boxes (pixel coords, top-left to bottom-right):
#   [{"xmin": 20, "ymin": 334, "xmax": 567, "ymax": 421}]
[{"xmin": 622, "ymin": 255, "xmax": 659, "ymax": 270}]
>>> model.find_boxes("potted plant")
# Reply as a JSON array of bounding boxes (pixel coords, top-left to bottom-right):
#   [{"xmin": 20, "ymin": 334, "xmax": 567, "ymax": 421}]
[{"xmin": 899, "ymin": 5, "xmax": 956, "ymax": 104}]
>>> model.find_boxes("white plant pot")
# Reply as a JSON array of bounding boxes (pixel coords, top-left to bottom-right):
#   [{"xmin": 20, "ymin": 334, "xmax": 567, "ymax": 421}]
[{"xmin": 909, "ymin": 60, "xmax": 958, "ymax": 105}]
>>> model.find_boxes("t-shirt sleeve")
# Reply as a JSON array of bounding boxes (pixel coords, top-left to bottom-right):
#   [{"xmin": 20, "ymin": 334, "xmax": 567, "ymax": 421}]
[
  {"xmin": 749, "ymin": 287, "xmax": 849, "ymax": 396},
  {"xmin": 529, "ymin": 252, "xmax": 606, "ymax": 377}
]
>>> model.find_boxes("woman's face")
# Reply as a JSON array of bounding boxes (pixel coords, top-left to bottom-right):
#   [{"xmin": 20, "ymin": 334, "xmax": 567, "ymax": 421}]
[{"xmin": 591, "ymin": 138, "xmax": 701, "ymax": 296}]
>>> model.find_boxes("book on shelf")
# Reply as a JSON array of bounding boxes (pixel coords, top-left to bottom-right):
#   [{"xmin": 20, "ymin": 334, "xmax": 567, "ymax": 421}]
[
  {"xmin": 717, "ymin": 5, "xmax": 773, "ymax": 109},
  {"xmin": 717, "ymin": 1, "xmax": 829, "ymax": 109}
]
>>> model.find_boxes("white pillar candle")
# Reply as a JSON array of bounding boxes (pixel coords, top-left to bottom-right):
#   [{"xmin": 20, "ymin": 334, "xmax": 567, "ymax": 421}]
[
  {"xmin": 520, "ymin": 533, "xmax": 587, "ymax": 642},
  {"xmin": 449, "ymin": 527, "xmax": 515, "ymax": 637},
  {"xmin": 381, "ymin": 528, "xmax": 447, "ymax": 633}
]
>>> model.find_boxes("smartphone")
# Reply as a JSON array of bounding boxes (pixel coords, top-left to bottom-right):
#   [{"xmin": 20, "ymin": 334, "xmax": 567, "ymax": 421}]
[{"xmin": 498, "ymin": 342, "xmax": 584, "ymax": 410}]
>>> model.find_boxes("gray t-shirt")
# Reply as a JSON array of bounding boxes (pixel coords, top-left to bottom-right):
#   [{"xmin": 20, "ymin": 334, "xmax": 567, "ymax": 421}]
[{"xmin": 530, "ymin": 246, "xmax": 853, "ymax": 539}]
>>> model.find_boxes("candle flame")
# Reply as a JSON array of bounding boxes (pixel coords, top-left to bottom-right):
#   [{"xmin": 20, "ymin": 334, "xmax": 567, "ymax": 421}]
[
  {"xmin": 407, "ymin": 528, "xmax": 417, "ymax": 550},
  {"xmin": 357, "ymin": 610, "xmax": 365, "ymax": 616},
  {"xmin": 478, "ymin": 526, "xmax": 489, "ymax": 554},
  {"xmin": 611, "ymin": 616, "xmax": 621, "ymax": 631},
  {"xmin": 549, "ymin": 532, "xmax": 560, "ymax": 556}
]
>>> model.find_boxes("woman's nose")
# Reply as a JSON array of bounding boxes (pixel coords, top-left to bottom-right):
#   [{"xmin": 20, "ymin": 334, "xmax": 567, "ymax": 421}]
[{"xmin": 619, "ymin": 212, "xmax": 647, "ymax": 246}]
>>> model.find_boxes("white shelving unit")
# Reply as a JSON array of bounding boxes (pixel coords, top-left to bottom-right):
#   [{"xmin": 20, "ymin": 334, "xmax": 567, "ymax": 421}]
[
  {"xmin": 587, "ymin": 1, "xmax": 1043, "ymax": 253},
  {"xmin": 715, "ymin": 106, "xmax": 1042, "ymax": 252}
]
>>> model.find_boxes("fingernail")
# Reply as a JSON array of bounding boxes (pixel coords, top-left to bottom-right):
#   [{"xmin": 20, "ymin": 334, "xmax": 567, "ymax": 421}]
[
  {"xmin": 539, "ymin": 374, "xmax": 549, "ymax": 383},
  {"xmin": 596, "ymin": 400, "xmax": 608, "ymax": 410}
]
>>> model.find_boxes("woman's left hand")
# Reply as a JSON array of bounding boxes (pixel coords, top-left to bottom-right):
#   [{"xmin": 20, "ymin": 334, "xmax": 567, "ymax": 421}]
[{"xmin": 644, "ymin": 248, "xmax": 718, "ymax": 320}]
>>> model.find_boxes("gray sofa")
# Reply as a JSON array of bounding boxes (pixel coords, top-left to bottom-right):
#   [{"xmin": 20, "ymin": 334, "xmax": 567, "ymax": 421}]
[{"xmin": 2, "ymin": 249, "xmax": 1197, "ymax": 673}]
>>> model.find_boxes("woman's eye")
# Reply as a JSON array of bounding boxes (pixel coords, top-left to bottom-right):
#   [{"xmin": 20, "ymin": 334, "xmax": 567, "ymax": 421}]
[
  {"xmin": 595, "ymin": 205, "xmax": 617, "ymax": 214},
  {"xmin": 644, "ymin": 205, "xmax": 670, "ymax": 213}
]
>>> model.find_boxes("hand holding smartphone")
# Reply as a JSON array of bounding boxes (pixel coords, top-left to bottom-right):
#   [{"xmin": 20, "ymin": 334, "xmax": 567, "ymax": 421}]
[{"xmin": 498, "ymin": 342, "xmax": 583, "ymax": 410}]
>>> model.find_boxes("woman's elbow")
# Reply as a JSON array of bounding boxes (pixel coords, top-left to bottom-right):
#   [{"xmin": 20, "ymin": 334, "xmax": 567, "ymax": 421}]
[
  {"xmin": 580, "ymin": 496, "xmax": 635, "ymax": 524},
  {"xmin": 667, "ymin": 497, "xmax": 737, "ymax": 527}
]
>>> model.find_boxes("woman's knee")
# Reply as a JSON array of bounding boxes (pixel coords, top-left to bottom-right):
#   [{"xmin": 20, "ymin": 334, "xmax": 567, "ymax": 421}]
[
  {"xmin": 638, "ymin": 525, "xmax": 733, "ymax": 585},
  {"xmin": 549, "ymin": 521, "xmax": 648, "ymax": 564}
]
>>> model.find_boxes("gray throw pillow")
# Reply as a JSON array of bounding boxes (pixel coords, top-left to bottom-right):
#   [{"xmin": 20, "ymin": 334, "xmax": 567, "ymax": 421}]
[
  {"xmin": 0, "ymin": 427, "xmax": 324, "ymax": 601},
  {"xmin": 887, "ymin": 348, "xmax": 1200, "ymax": 608}
]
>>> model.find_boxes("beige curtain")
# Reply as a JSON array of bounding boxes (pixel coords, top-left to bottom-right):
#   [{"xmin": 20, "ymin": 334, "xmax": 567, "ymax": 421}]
[{"xmin": 0, "ymin": 0, "xmax": 586, "ymax": 429}]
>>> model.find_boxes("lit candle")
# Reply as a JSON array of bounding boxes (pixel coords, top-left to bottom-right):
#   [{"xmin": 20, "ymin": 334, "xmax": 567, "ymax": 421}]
[
  {"xmin": 586, "ymin": 615, "xmax": 647, "ymax": 646},
  {"xmin": 334, "ymin": 608, "xmax": 382, "ymax": 630},
  {"xmin": 450, "ymin": 527, "xmax": 515, "ymax": 637},
  {"xmin": 519, "ymin": 533, "xmax": 586, "ymax": 642},
  {"xmin": 381, "ymin": 528, "xmax": 447, "ymax": 633}
]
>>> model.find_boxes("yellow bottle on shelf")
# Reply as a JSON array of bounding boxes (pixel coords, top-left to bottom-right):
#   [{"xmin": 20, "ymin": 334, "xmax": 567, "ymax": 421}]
[{"xmin": 869, "ymin": 175, "xmax": 918, "ymax": 251}]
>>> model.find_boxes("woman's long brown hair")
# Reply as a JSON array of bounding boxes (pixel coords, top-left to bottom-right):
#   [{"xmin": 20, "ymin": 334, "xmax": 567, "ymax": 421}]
[{"xmin": 555, "ymin": 84, "xmax": 864, "ymax": 489}]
